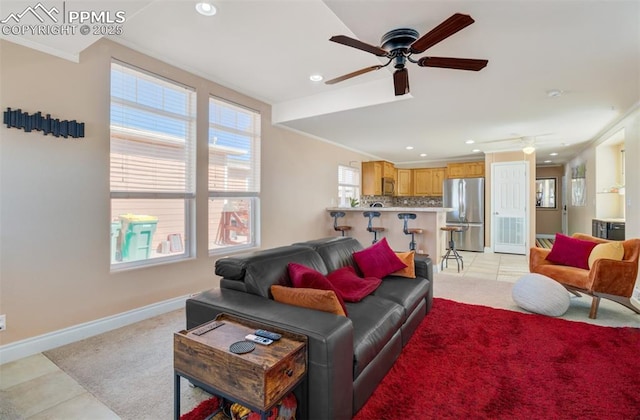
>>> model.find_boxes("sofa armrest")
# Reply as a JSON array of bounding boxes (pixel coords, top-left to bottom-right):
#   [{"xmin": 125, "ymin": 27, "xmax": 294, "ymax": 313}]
[
  {"xmin": 529, "ymin": 247, "xmax": 552, "ymax": 273},
  {"xmin": 589, "ymin": 258, "xmax": 638, "ymax": 297},
  {"xmin": 186, "ymin": 288, "xmax": 354, "ymax": 420}
]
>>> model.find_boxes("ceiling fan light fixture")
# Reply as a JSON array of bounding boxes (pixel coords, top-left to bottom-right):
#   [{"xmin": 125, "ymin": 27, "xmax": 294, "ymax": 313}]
[
  {"xmin": 195, "ymin": 1, "xmax": 216, "ymax": 16},
  {"xmin": 522, "ymin": 146, "xmax": 536, "ymax": 155},
  {"xmin": 309, "ymin": 74, "xmax": 323, "ymax": 82}
]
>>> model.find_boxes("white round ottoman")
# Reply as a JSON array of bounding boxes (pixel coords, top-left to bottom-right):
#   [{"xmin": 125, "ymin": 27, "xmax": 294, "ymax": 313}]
[{"xmin": 512, "ymin": 273, "xmax": 570, "ymax": 317}]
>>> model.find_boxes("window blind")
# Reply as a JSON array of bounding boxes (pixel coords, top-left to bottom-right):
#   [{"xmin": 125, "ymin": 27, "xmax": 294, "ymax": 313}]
[
  {"xmin": 339, "ymin": 165, "xmax": 360, "ymax": 187},
  {"xmin": 208, "ymin": 97, "xmax": 260, "ymax": 194},
  {"xmin": 110, "ymin": 62, "xmax": 196, "ymax": 195}
]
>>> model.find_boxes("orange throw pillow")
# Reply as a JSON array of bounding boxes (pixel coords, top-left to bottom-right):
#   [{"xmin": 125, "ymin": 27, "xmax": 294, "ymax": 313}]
[
  {"xmin": 271, "ymin": 285, "xmax": 346, "ymax": 316},
  {"xmin": 392, "ymin": 251, "xmax": 416, "ymax": 278}
]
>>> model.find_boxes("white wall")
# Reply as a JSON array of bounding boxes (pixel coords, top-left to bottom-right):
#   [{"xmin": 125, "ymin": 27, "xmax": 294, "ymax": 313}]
[
  {"xmin": 0, "ymin": 39, "xmax": 369, "ymax": 347},
  {"xmin": 566, "ymin": 103, "xmax": 640, "ymax": 296}
]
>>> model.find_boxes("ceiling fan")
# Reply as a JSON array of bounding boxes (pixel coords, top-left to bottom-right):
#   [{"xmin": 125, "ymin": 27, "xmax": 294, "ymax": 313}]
[{"xmin": 325, "ymin": 13, "xmax": 488, "ymax": 96}]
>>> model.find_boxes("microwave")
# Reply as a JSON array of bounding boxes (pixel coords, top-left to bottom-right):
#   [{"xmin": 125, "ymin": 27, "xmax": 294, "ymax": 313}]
[{"xmin": 382, "ymin": 177, "xmax": 395, "ymax": 196}]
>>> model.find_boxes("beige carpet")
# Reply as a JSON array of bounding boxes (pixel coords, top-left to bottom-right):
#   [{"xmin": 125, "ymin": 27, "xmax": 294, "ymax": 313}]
[
  {"xmin": 43, "ymin": 274, "xmax": 639, "ymax": 419},
  {"xmin": 43, "ymin": 309, "xmax": 211, "ymax": 419}
]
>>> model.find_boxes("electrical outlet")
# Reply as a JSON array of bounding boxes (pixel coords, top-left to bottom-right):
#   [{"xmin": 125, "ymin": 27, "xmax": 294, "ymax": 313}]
[{"xmin": 0, "ymin": 314, "xmax": 5, "ymax": 331}]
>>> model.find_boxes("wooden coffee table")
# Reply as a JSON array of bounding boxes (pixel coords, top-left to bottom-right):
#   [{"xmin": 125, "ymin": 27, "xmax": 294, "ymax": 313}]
[{"xmin": 174, "ymin": 313, "xmax": 307, "ymax": 419}]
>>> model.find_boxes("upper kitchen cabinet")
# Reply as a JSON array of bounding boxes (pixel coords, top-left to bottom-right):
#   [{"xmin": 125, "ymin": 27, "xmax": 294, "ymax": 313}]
[
  {"xmin": 413, "ymin": 167, "xmax": 447, "ymax": 196},
  {"xmin": 362, "ymin": 161, "xmax": 396, "ymax": 195},
  {"xmin": 396, "ymin": 168, "xmax": 413, "ymax": 196},
  {"xmin": 447, "ymin": 161, "xmax": 485, "ymax": 178},
  {"xmin": 382, "ymin": 161, "xmax": 395, "ymax": 180},
  {"xmin": 362, "ymin": 161, "xmax": 383, "ymax": 195}
]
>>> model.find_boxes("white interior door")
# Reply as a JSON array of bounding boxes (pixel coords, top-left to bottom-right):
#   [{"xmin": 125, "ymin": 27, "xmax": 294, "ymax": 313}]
[{"xmin": 492, "ymin": 161, "xmax": 528, "ymax": 254}]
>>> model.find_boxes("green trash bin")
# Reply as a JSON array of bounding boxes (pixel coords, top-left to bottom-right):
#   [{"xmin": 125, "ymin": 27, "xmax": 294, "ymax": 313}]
[
  {"xmin": 119, "ymin": 214, "xmax": 158, "ymax": 262},
  {"xmin": 111, "ymin": 221, "xmax": 122, "ymax": 263}
]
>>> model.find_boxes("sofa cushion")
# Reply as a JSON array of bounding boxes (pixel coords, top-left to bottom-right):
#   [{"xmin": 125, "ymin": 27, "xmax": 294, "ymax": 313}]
[
  {"xmin": 294, "ymin": 237, "xmax": 364, "ymax": 273},
  {"xmin": 588, "ymin": 242, "xmax": 624, "ymax": 268},
  {"xmin": 346, "ymin": 296, "xmax": 404, "ymax": 378},
  {"xmin": 392, "ymin": 251, "xmax": 416, "ymax": 278},
  {"xmin": 546, "ymin": 233, "xmax": 598, "ymax": 270},
  {"xmin": 353, "ymin": 238, "xmax": 407, "ymax": 278},
  {"xmin": 373, "ymin": 276, "xmax": 431, "ymax": 319},
  {"xmin": 271, "ymin": 285, "xmax": 346, "ymax": 316},
  {"xmin": 217, "ymin": 246, "xmax": 328, "ymax": 298},
  {"xmin": 288, "ymin": 263, "xmax": 347, "ymax": 315},
  {"xmin": 326, "ymin": 266, "xmax": 382, "ymax": 302}
]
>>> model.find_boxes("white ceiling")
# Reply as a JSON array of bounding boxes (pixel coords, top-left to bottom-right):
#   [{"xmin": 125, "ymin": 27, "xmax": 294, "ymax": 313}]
[{"xmin": 3, "ymin": 0, "xmax": 639, "ymax": 165}]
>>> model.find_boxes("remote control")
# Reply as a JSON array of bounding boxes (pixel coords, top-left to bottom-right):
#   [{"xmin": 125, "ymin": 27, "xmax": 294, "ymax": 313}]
[
  {"xmin": 192, "ymin": 321, "xmax": 224, "ymax": 336},
  {"xmin": 245, "ymin": 334, "xmax": 273, "ymax": 346},
  {"xmin": 255, "ymin": 329, "xmax": 282, "ymax": 341}
]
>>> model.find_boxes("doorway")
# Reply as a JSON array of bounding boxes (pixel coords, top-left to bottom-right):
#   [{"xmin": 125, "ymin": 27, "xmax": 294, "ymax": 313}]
[{"xmin": 492, "ymin": 161, "xmax": 529, "ymax": 254}]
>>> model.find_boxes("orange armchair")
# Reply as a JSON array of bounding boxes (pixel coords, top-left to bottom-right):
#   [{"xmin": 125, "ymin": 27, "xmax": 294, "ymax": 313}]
[{"xmin": 529, "ymin": 233, "xmax": 640, "ymax": 319}]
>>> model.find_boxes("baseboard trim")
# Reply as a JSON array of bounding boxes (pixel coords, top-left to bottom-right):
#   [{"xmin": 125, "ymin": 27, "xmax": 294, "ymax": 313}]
[{"xmin": 0, "ymin": 295, "xmax": 189, "ymax": 365}]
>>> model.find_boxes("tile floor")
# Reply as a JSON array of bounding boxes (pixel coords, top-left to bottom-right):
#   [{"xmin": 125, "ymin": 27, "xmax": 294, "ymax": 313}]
[{"xmin": 0, "ymin": 251, "xmax": 529, "ymax": 419}]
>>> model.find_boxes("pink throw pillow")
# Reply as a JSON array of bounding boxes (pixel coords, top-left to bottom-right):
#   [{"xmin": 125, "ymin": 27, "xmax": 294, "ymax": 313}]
[
  {"xmin": 287, "ymin": 263, "xmax": 348, "ymax": 315},
  {"xmin": 546, "ymin": 233, "xmax": 598, "ymax": 270},
  {"xmin": 352, "ymin": 238, "xmax": 407, "ymax": 278},
  {"xmin": 327, "ymin": 266, "xmax": 382, "ymax": 302}
]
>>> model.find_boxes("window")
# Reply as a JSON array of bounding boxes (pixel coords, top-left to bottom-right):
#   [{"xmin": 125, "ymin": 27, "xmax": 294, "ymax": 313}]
[
  {"xmin": 110, "ymin": 61, "xmax": 196, "ymax": 269},
  {"xmin": 208, "ymin": 96, "xmax": 261, "ymax": 253},
  {"xmin": 338, "ymin": 165, "xmax": 360, "ymax": 207}
]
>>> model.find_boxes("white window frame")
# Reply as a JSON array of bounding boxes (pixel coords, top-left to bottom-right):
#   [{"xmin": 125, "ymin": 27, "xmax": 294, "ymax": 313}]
[
  {"xmin": 110, "ymin": 60, "xmax": 196, "ymax": 271},
  {"xmin": 208, "ymin": 96, "xmax": 261, "ymax": 255},
  {"xmin": 338, "ymin": 164, "xmax": 360, "ymax": 207}
]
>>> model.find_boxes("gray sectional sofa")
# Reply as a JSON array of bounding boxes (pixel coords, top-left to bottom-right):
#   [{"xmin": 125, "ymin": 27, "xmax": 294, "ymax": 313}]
[{"xmin": 186, "ymin": 236, "xmax": 433, "ymax": 419}]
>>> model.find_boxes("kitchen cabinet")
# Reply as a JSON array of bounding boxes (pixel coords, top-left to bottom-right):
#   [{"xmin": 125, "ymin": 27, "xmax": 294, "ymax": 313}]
[
  {"xmin": 362, "ymin": 161, "xmax": 396, "ymax": 195},
  {"xmin": 382, "ymin": 161, "xmax": 395, "ymax": 180},
  {"xmin": 362, "ymin": 161, "xmax": 383, "ymax": 195},
  {"xmin": 431, "ymin": 167, "xmax": 446, "ymax": 195},
  {"xmin": 413, "ymin": 167, "xmax": 447, "ymax": 196},
  {"xmin": 396, "ymin": 169, "xmax": 413, "ymax": 196},
  {"xmin": 446, "ymin": 161, "xmax": 485, "ymax": 178}
]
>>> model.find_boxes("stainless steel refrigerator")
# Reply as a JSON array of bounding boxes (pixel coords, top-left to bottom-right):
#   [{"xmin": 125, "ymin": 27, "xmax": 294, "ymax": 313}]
[{"xmin": 443, "ymin": 177, "xmax": 485, "ymax": 252}]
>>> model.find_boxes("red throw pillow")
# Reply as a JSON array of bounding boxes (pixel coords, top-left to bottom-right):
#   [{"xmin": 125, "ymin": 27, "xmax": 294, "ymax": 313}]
[
  {"xmin": 326, "ymin": 266, "xmax": 382, "ymax": 302},
  {"xmin": 287, "ymin": 263, "xmax": 348, "ymax": 315},
  {"xmin": 352, "ymin": 238, "xmax": 407, "ymax": 278},
  {"xmin": 546, "ymin": 233, "xmax": 598, "ymax": 270}
]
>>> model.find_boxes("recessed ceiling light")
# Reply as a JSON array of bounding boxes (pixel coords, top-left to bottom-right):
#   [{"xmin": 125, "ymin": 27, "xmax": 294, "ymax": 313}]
[
  {"xmin": 309, "ymin": 74, "xmax": 323, "ymax": 82},
  {"xmin": 549, "ymin": 152, "xmax": 558, "ymax": 156},
  {"xmin": 465, "ymin": 139, "xmax": 475, "ymax": 144},
  {"xmin": 472, "ymin": 149, "xmax": 481, "ymax": 153},
  {"xmin": 406, "ymin": 146, "xmax": 414, "ymax": 150},
  {"xmin": 547, "ymin": 89, "xmax": 563, "ymax": 98},
  {"xmin": 195, "ymin": 1, "xmax": 217, "ymax": 16},
  {"xmin": 544, "ymin": 160, "xmax": 552, "ymax": 163},
  {"xmin": 420, "ymin": 153, "xmax": 427, "ymax": 157}
]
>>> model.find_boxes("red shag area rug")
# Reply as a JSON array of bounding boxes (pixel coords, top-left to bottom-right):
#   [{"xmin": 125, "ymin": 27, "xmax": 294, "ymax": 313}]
[
  {"xmin": 183, "ymin": 298, "xmax": 640, "ymax": 419},
  {"xmin": 355, "ymin": 298, "xmax": 640, "ymax": 419}
]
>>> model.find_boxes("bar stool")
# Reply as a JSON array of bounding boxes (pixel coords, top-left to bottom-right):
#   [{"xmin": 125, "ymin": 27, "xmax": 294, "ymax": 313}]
[
  {"xmin": 329, "ymin": 211, "xmax": 351, "ymax": 236},
  {"xmin": 363, "ymin": 211, "xmax": 385, "ymax": 244},
  {"xmin": 397, "ymin": 213, "xmax": 423, "ymax": 251},
  {"xmin": 440, "ymin": 226, "xmax": 464, "ymax": 272}
]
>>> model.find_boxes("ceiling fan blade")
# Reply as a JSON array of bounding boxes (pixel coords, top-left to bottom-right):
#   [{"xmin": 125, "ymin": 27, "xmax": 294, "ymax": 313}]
[
  {"xmin": 330, "ymin": 35, "xmax": 389, "ymax": 57},
  {"xmin": 325, "ymin": 65, "xmax": 383, "ymax": 85},
  {"xmin": 409, "ymin": 13, "xmax": 475, "ymax": 54},
  {"xmin": 417, "ymin": 57, "xmax": 488, "ymax": 71},
  {"xmin": 393, "ymin": 68, "xmax": 410, "ymax": 96}
]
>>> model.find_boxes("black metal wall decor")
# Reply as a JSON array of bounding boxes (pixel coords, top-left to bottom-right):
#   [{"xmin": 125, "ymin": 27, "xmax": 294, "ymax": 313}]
[{"xmin": 3, "ymin": 108, "xmax": 85, "ymax": 139}]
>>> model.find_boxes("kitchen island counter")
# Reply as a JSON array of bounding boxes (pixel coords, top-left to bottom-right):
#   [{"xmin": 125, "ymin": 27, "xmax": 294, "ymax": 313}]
[
  {"xmin": 326, "ymin": 207, "xmax": 452, "ymax": 267},
  {"xmin": 326, "ymin": 207, "xmax": 452, "ymax": 213}
]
